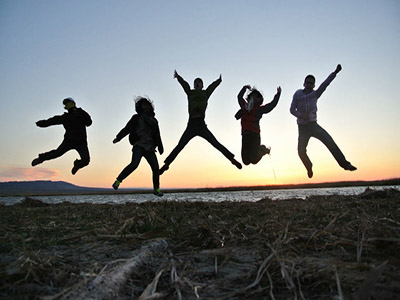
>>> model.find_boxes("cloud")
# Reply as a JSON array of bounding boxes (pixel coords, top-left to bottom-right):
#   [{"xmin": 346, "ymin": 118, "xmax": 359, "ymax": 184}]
[{"xmin": 0, "ymin": 166, "xmax": 62, "ymax": 181}]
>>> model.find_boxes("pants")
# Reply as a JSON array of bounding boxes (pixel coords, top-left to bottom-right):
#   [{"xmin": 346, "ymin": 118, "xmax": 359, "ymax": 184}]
[
  {"xmin": 164, "ymin": 118, "xmax": 235, "ymax": 166},
  {"xmin": 241, "ymin": 131, "xmax": 263, "ymax": 165},
  {"xmin": 117, "ymin": 146, "xmax": 160, "ymax": 190},
  {"xmin": 39, "ymin": 139, "xmax": 90, "ymax": 170},
  {"xmin": 297, "ymin": 122, "xmax": 349, "ymax": 171}
]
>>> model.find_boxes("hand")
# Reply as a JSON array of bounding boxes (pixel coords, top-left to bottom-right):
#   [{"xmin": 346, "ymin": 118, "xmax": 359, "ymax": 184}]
[
  {"xmin": 36, "ymin": 120, "xmax": 46, "ymax": 127},
  {"xmin": 173, "ymin": 70, "xmax": 178, "ymax": 79},
  {"xmin": 158, "ymin": 145, "xmax": 164, "ymax": 155},
  {"xmin": 243, "ymin": 85, "xmax": 251, "ymax": 90},
  {"xmin": 335, "ymin": 64, "xmax": 342, "ymax": 74},
  {"xmin": 113, "ymin": 138, "xmax": 119, "ymax": 144},
  {"xmin": 277, "ymin": 86, "xmax": 282, "ymax": 94}
]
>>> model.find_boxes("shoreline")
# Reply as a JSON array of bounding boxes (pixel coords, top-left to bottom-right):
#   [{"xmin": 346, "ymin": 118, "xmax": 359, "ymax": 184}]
[{"xmin": 1, "ymin": 178, "xmax": 399, "ymax": 197}]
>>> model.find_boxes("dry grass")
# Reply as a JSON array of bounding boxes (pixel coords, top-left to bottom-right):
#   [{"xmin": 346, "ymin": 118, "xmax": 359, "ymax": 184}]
[{"xmin": 0, "ymin": 188, "xmax": 399, "ymax": 299}]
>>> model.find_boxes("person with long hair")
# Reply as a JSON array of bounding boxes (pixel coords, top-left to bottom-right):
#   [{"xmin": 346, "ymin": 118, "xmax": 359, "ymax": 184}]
[
  {"xmin": 112, "ymin": 97, "xmax": 164, "ymax": 196},
  {"xmin": 235, "ymin": 85, "xmax": 281, "ymax": 165}
]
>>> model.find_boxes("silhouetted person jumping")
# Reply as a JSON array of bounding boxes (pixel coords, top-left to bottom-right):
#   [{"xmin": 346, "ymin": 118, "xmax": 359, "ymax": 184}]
[
  {"xmin": 235, "ymin": 85, "xmax": 281, "ymax": 165},
  {"xmin": 159, "ymin": 70, "xmax": 242, "ymax": 175},
  {"xmin": 290, "ymin": 64, "xmax": 356, "ymax": 178},
  {"xmin": 112, "ymin": 97, "xmax": 164, "ymax": 196},
  {"xmin": 31, "ymin": 97, "xmax": 92, "ymax": 175}
]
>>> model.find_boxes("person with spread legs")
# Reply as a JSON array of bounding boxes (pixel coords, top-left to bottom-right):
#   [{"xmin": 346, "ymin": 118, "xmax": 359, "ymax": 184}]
[
  {"xmin": 290, "ymin": 64, "xmax": 357, "ymax": 178},
  {"xmin": 112, "ymin": 97, "xmax": 164, "ymax": 196},
  {"xmin": 235, "ymin": 85, "xmax": 281, "ymax": 165},
  {"xmin": 159, "ymin": 70, "xmax": 242, "ymax": 175},
  {"xmin": 31, "ymin": 97, "xmax": 92, "ymax": 175}
]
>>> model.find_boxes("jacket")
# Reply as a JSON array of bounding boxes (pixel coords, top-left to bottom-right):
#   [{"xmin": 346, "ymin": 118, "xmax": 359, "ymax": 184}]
[
  {"xmin": 115, "ymin": 113, "xmax": 163, "ymax": 152},
  {"xmin": 37, "ymin": 107, "xmax": 92, "ymax": 143},
  {"xmin": 290, "ymin": 72, "xmax": 336, "ymax": 125},
  {"xmin": 235, "ymin": 88, "xmax": 280, "ymax": 134},
  {"xmin": 176, "ymin": 75, "xmax": 221, "ymax": 119}
]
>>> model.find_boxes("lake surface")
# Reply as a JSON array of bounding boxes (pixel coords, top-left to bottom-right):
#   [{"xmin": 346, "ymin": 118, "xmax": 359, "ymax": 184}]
[{"xmin": 1, "ymin": 185, "xmax": 399, "ymax": 206}]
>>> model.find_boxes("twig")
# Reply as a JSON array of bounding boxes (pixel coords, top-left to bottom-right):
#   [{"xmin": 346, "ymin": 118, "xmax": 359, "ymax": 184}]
[
  {"xmin": 357, "ymin": 228, "xmax": 365, "ymax": 263},
  {"xmin": 296, "ymin": 269, "xmax": 306, "ymax": 300},
  {"xmin": 244, "ymin": 253, "xmax": 274, "ymax": 290},
  {"xmin": 334, "ymin": 265, "xmax": 344, "ymax": 300},
  {"xmin": 137, "ymin": 269, "xmax": 166, "ymax": 300},
  {"xmin": 169, "ymin": 255, "xmax": 182, "ymax": 300},
  {"xmin": 267, "ymin": 271, "xmax": 276, "ymax": 300}
]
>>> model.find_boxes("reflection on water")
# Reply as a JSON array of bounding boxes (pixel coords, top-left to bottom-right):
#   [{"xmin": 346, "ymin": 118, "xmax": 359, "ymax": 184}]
[{"xmin": 1, "ymin": 185, "xmax": 399, "ymax": 206}]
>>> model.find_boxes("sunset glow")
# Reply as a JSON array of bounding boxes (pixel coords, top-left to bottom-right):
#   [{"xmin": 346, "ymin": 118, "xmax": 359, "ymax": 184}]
[{"xmin": 1, "ymin": 1, "xmax": 399, "ymax": 189}]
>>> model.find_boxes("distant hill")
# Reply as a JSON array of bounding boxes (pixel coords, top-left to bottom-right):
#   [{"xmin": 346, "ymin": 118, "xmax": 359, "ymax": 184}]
[{"xmin": 0, "ymin": 180, "xmax": 108, "ymax": 196}]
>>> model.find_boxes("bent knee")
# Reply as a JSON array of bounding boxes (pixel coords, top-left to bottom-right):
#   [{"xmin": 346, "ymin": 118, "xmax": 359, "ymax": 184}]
[{"xmin": 298, "ymin": 147, "xmax": 307, "ymax": 157}]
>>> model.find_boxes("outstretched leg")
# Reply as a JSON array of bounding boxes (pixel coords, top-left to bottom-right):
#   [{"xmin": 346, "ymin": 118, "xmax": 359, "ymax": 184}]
[
  {"xmin": 199, "ymin": 124, "xmax": 242, "ymax": 169},
  {"xmin": 160, "ymin": 124, "xmax": 196, "ymax": 174},
  {"xmin": 312, "ymin": 123, "xmax": 356, "ymax": 171},
  {"xmin": 32, "ymin": 140, "xmax": 71, "ymax": 166},
  {"xmin": 113, "ymin": 146, "xmax": 144, "ymax": 189}
]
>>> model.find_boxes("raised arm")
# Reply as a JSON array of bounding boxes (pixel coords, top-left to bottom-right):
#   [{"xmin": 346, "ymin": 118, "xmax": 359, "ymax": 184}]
[
  {"xmin": 237, "ymin": 85, "xmax": 251, "ymax": 108},
  {"xmin": 315, "ymin": 64, "xmax": 341, "ymax": 98},
  {"xmin": 260, "ymin": 86, "xmax": 281, "ymax": 114},
  {"xmin": 174, "ymin": 70, "xmax": 191, "ymax": 95},
  {"xmin": 205, "ymin": 74, "xmax": 222, "ymax": 97}
]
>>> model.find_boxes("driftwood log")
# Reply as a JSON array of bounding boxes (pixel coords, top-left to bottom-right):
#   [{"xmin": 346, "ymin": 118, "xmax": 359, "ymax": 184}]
[{"xmin": 62, "ymin": 239, "xmax": 167, "ymax": 300}]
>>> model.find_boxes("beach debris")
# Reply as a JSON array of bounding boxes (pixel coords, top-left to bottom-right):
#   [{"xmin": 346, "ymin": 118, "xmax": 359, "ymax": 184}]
[{"xmin": 0, "ymin": 188, "xmax": 399, "ymax": 299}]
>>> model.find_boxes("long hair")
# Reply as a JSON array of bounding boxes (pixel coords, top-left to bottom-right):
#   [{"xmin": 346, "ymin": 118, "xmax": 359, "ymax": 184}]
[
  {"xmin": 135, "ymin": 96, "xmax": 155, "ymax": 115},
  {"xmin": 247, "ymin": 88, "xmax": 264, "ymax": 105}
]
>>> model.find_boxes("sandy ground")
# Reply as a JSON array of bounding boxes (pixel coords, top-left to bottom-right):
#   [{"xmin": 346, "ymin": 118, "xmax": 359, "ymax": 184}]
[{"xmin": 1, "ymin": 188, "xmax": 399, "ymax": 299}]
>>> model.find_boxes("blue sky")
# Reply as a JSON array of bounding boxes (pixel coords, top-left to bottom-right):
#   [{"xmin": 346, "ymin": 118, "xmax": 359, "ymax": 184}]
[{"xmin": 1, "ymin": 1, "xmax": 399, "ymax": 188}]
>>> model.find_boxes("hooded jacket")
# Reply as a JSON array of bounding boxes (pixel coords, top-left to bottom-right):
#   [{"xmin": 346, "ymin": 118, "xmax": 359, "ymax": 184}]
[
  {"xmin": 290, "ymin": 72, "xmax": 336, "ymax": 125},
  {"xmin": 116, "ymin": 113, "xmax": 163, "ymax": 152}
]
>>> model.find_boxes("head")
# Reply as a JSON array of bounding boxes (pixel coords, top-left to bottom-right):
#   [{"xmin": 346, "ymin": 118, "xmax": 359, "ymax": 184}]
[
  {"xmin": 194, "ymin": 78, "xmax": 204, "ymax": 90},
  {"xmin": 303, "ymin": 75, "xmax": 316, "ymax": 92},
  {"xmin": 247, "ymin": 89, "xmax": 264, "ymax": 106},
  {"xmin": 135, "ymin": 96, "xmax": 154, "ymax": 115},
  {"xmin": 63, "ymin": 97, "xmax": 76, "ymax": 110}
]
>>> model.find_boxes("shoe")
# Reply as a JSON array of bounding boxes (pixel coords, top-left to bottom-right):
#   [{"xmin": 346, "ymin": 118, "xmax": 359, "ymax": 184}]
[
  {"xmin": 31, "ymin": 158, "xmax": 42, "ymax": 166},
  {"xmin": 112, "ymin": 180, "xmax": 120, "ymax": 190},
  {"xmin": 71, "ymin": 165, "xmax": 79, "ymax": 175},
  {"xmin": 159, "ymin": 164, "xmax": 169, "ymax": 175},
  {"xmin": 344, "ymin": 163, "xmax": 357, "ymax": 171},
  {"xmin": 153, "ymin": 188, "xmax": 163, "ymax": 197},
  {"xmin": 231, "ymin": 158, "xmax": 242, "ymax": 169},
  {"xmin": 307, "ymin": 168, "xmax": 313, "ymax": 178},
  {"xmin": 260, "ymin": 145, "xmax": 271, "ymax": 156}
]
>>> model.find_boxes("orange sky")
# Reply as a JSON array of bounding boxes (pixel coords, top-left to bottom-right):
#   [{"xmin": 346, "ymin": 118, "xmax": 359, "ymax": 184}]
[{"xmin": 1, "ymin": 2, "xmax": 399, "ymax": 189}]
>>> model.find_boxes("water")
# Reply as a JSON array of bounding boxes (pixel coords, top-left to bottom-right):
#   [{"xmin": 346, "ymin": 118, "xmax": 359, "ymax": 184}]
[{"xmin": 1, "ymin": 185, "xmax": 399, "ymax": 206}]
